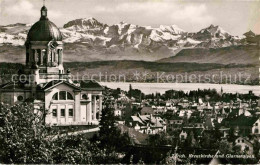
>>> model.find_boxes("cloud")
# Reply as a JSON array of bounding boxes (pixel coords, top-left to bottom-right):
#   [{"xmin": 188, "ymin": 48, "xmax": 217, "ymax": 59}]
[
  {"xmin": 8, "ymin": 0, "xmax": 38, "ymax": 17},
  {"xmin": 171, "ymin": 4, "xmax": 213, "ymax": 24},
  {"xmin": 3, "ymin": 0, "xmax": 61, "ymax": 19},
  {"xmin": 91, "ymin": 2, "xmax": 214, "ymax": 28}
]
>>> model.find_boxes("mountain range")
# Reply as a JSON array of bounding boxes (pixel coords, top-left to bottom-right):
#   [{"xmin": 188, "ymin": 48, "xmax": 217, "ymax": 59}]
[{"xmin": 0, "ymin": 17, "xmax": 248, "ymax": 62}]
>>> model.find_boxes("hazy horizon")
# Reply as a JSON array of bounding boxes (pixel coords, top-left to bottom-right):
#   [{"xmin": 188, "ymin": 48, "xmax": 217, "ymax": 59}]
[{"xmin": 0, "ymin": 0, "xmax": 259, "ymax": 36}]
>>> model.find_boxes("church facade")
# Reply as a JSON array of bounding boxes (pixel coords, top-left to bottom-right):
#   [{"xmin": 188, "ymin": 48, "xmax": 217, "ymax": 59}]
[{"xmin": 0, "ymin": 5, "xmax": 103, "ymax": 126}]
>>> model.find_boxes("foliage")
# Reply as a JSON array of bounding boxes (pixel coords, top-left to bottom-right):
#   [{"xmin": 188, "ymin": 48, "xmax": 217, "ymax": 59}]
[
  {"xmin": 253, "ymin": 139, "xmax": 260, "ymax": 160},
  {"xmin": 148, "ymin": 132, "xmax": 173, "ymax": 146},
  {"xmin": 98, "ymin": 104, "xmax": 131, "ymax": 153},
  {"xmin": 218, "ymin": 140, "xmax": 233, "ymax": 154},
  {"xmin": 184, "ymin": 131, "xmax": 199, "ymax": 148},
  {"xmin": 0, "ymin": 103, "xmax": 125, "ymax": 164},
  {"xmin": 0, "ymin": 103, "xmax": 52, "ymax": 163}
]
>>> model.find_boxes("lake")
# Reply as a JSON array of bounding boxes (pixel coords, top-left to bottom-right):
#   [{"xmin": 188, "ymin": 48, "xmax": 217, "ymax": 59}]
[{"xmin": 100, "ymin": 82, "xmax": 260, "ymax": 95}]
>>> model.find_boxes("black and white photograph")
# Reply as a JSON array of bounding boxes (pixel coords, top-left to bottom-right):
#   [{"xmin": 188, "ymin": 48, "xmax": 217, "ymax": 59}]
[{"xmin": 0, "ymin": 0, "xmax": 260, "ymax": 164}]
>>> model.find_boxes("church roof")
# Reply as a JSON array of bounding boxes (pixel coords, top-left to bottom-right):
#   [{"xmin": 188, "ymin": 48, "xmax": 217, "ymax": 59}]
[
  {"xmin": 39, "ymin": 80, "xmax": 81, "ymax": 91},
  {"xmin": 27, "ymin": 19, "xmax": 62, "ymax": 42},
  {"xmin": 0, "ymin": 80, "xmax": 103, "ymax": 92},
  {"xmin": 26, "ymin": 5, "xmax": 62, "ymax": 42},
  {"xmin": 77, "ymin": 80, "xmax": 104, "ymax": 91},
  {"xmin": 0, "ymin": 81, "xmax": 31, "ymax": 91},
  {"xmin": 37, "ymin": 80, "xmax": 103, "ymax": 91}
]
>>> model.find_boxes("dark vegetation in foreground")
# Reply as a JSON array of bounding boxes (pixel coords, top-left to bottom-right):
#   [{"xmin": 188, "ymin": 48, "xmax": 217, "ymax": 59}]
[{"xmin": 0, "ymin": 103, "xmax": 131, "ymax": 164}]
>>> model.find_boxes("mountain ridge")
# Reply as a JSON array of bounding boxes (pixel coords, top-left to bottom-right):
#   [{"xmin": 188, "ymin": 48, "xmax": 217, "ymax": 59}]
[{"xmin": 0, "ymin": 18, "xmax": 251, "ymax": 62}]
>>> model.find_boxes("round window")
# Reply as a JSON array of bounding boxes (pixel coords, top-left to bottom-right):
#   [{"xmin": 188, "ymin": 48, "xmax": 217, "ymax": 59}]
[
  {"xmin": 17, "ymin": 95, "xmax": 24, "ymax": 101},
  {"xmin": 82, "ymin": 94, "xmax": 88, "ymax": 100}
]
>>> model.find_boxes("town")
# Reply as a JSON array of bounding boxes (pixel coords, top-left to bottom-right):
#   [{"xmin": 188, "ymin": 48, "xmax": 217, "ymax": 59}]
[{"xmin": 102, "ymin": 85, "xmax": 260, "ymax": 163}]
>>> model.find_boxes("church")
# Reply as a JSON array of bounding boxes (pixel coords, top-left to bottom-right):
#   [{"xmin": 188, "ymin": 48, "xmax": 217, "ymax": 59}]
[{"xmin": 0, "ymin": 5, "xmax": 103, "ymax": 126}]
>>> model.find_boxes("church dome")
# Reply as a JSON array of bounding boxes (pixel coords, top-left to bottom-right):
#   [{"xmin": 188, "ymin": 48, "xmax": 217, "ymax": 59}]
[{"xmin": 26, "ymin": 6, "xmax": 62, "ymax": 42}]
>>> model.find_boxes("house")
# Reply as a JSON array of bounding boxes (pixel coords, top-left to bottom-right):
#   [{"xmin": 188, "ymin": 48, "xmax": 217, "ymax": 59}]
[
  {"xmin": 114, "ymin": 109, "xmax": 122, "ymax": 117},
  {"xmin": 178, "ymin": 110, "xmax": 192, "ymax": 118},
  {"xmin": 140, "ymin": 106, "xmax": 154, "ymax": 115},
  {"xmin": 166, "ymin": 116, "xmax": 183, "ymax": 131},
  {"xmin": 118, "ymin": 124, "xmax": 149, "ymax": 145},
  {"xmin": 165, "ymin": 101, "xmax": 173, "ymax": 107},
  {"xmin": 238, "ymin": 108, "xmax": 252, "ymax": 116},
  {"xmin": 127, "ymin": 114, "xmax": 166, "ymax": 134},
  {"xmin": 179, "ymin": 128, "xmax": 204, "ymax": 140},
  {"xmin": 221, "ymin": 116, "xmax": 259, "ymax": 136},
  {"xmin": 252, "ymin": 118, "xmax": 260, "ymax": 135},
  {"xmin": 177, "ymin": 99, "xmax": 189, "ymax": 109},
  {"xmin": 216, "ymin": 114, "xmax": 225, "ymax": 123},
  {"xmin": 219, "ymin": 126, "xmax": 230, "ymax": 139},
  {"xmin": 117, "ymin": 92, "xmax": 130, "ymax": 102},
  {"xmin": 235, "ymin": 137, "xmax": 254, "ymax": 154},
  {"xmin": 115, "ymin": 100, "xmax": 127, "ymax": 110},
  {"xmin": 187, "ymin": 117, "xmax": 204, "ymax": 129},
  {"xmin": 153, "ymin": 106, "xmax": 166, "ymax": 114},
  {"xmin": 179, "ymin": 130, "xmax": 188, "ymax": 140}
]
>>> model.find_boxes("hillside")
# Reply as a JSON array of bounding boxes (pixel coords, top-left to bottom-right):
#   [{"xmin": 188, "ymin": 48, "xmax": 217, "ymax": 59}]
[
  {"xmin": 0, "ymin": 61, "xmax": 258, "ymax": 85},
  {"xmin": 158, "ymin": 45, "xmax": 259, "ymax": 65},
  {"xmin": 1, "ymin": 44, "xmax": 258, "ymax": 65}
]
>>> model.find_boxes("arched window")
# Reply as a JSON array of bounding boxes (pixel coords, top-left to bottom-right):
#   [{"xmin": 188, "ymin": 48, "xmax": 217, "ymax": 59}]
[
  {"xmin": 52, "ymin": 91, "xmax": 74, "ymax": 100},
  {"xmin": 52, "ymin": 93, "xmax": 58, "ymax": 100},
  {"xmin": 67, "ymin": 92, "xmax": 73, "ymax": 100},
  {"xmin": 82, "ymin": 94, "xmax": 88, "ymax": 100}
]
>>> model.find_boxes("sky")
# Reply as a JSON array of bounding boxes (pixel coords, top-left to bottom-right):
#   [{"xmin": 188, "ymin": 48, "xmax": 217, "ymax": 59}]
[{"xmin": 0, "ymin": 0, "xmax": 259, "ymax": 36}]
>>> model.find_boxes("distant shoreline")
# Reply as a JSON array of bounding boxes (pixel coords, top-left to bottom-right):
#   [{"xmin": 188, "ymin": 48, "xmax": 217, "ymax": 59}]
[{"xmin": 100, "ymin": 82, "xmax": 260, "ymax": 95}]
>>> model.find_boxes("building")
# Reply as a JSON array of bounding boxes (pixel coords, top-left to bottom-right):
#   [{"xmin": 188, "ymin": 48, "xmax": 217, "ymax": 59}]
[
  {"xmin": 114, "ymin": 109, "xmax": 122, "ymax": 117},
  {"xmin": 166, "ymin": 115, "xmax": 183, "ymax": 131},
  {"xmin": 252, "ymin": 118, "xmax": 260, "ymax": 135},
  {"xmin": 0, "ymin": 5, "xmax": 103, "ymax": 126},
  {"xmin": 127, "ymin": 114, "xmax": 166, "ymax": 134},
  {"xmin": 221, "ymin": 116, "xmax": 259, "ymax": 136},
  {"xmin": 235, "ymin": 137, "xmax": 254, "ymax": 154},
  {"xmin": 179, "ymin": 128, "xmax": 203, "ymax": 140},
  {"xmin": 140, "ymin": 106, "xmax": 154, "ymax": 115}
]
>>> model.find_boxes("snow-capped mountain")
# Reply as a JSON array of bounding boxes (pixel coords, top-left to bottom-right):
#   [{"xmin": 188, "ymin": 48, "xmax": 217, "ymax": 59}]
[
  {"xmin": 193, "ymin": 24, "xmax": 231, "ymax": 40},
  {"xmin": 188, "ymin": 24, "xmax": 243, "ymax": 48},
  {"xmin": 63, "ymin": 17, "xmax": 106, "ymax": 33},
  {"xmin": 0, "ymin": 23, "xmax": 31, "ymax": 46},
  {"xmin": 0, "ymin": 18, "xmax": 246, "ymax": 61}
]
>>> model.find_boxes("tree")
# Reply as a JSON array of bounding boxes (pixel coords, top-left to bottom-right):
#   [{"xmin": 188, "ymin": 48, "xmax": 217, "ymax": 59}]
[
  {"xmin": 184, "ymin": 131, "xmax": 199, "ymax": 148},
  {"xmin": 0, "ymin": 103, "xmax": 53, "ymax": 163},
  {"xmin": 253, "ymin": 139, "xmax": 260, "ymax": 160},
  {"xmin": 218, "ymin": 140, "xmax": 232, "ymax": 154},
  {"xmin": 99, "ymin": 104, "xmax": 131, "ymax": 152},
  {"xmin": 0, "ymin": 103, "xmax": 123, "ymax": 164},
  {"xmin": 148, "ymin": 132, "xmax": 173, "ymax": 146},
  {"xmin": 128, "ymin": 84, "xmax": 133, "ymax": 98}
]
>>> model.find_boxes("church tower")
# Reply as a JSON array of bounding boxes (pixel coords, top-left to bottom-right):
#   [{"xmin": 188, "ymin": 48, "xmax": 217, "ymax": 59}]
[
  {"xmin": 0, "ymin": 4, "xmax": 104, "ymax": 126},
  {"xmin": 24, "ymin": 5, "xmax": 69, "ymax": 84}
]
